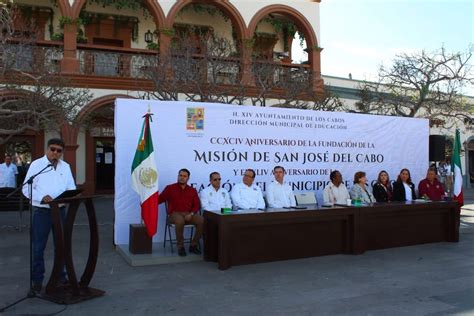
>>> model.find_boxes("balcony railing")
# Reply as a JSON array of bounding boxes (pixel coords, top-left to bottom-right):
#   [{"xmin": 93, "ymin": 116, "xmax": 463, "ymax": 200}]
[
  {"xmin": 77, "ymin": 44, "xmax": 158, "ymax": 79},
  {"xmin": 253, "ymin": 60, "xmax": 310, "ymax": 88},
  {"xmin": 0, "ymin": 41, "xmax": 63, "ymax": 74},
  {"xmin": 207, "ymin": 57, "xmax": 241, "ymax": 85},
  {"xmin": 171, "ymin": 54, "xmax": 241, "ymax": 85},
  {"xmin": 1, "ymin": 41, "xmax": 314, "ymax": 94}
]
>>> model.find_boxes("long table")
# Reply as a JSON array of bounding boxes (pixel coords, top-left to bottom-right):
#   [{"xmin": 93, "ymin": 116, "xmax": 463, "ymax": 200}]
[{"xmin": 203, "ymin": 201, "xmax": 460, "ymax": 270}]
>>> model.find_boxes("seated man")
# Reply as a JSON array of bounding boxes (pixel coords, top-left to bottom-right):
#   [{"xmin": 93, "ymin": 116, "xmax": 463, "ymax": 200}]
[
  {"xmin": 159, "ymin": 168, "xmax": 203, "ymax": 257},
  {"xmin": 323, "ymin": 170, "xmax": 350, "ymax": 204},
  {"xmin": 199, "ymin": 171, "xmax": 232, "ymax": 211},
  {"xmin": 231, "ymin": 169, "xmax": 265, "ymax": 210},
  {"xmin": 418, "ymin": 167, "xmax": 445, "ymax": 201},
  {"xmin": 266, "ymin": 166, "xmax": 296, "ymax": 208}
]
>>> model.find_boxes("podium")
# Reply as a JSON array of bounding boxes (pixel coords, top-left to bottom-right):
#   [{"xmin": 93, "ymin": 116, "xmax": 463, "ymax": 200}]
[{"xmin": 43, "ymin": 195, "xmax": 105, "ymax": 304}]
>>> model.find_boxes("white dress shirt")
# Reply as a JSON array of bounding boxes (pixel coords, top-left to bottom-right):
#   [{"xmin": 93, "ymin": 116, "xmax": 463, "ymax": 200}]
[
  {"xmin": 0, "ymin": 163, "xmax": 18, "ymax": 188},
  {"xmin": 266, "ymin": 180, "xmax": 296, "ymax": 208},
  {"xmin": 403, "ymin": 182, "xmax": 413, "ymax": 201},
  {"xmin": 22, "ymin": 155, "xmax": 76, "ymax": 208},
  {"xmin": 323, "ymin": 182, "xmax": 350, "ymax": 204},
  {"xmin": 199, "ymin": 185, "xmax": 232, "ymax": 211},
  {"xmin": 231, "ymin": 182, "xmax": 265, "ymax": 210}
]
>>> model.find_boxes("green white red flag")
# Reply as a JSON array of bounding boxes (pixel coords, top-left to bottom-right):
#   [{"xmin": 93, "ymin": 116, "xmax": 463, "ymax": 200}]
[
  {"xmin": 131, "ymin": 112, "xmax": 159, "ymax": 237},
  {"xmin": 451, "ymin": 129, "xmax": 463, "ymax": 206}
]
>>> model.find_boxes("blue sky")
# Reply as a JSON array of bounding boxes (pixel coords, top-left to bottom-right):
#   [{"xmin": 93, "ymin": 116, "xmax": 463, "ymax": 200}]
[{"xmin": 293, "ymin": 0, "xmax": 473, "ymax": 95}]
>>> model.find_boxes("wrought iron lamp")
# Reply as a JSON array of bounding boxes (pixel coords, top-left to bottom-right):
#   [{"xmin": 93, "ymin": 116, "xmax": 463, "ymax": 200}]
[{"xmin": 144, "ymin": 30, "xmax": 153, "ymax": 44}]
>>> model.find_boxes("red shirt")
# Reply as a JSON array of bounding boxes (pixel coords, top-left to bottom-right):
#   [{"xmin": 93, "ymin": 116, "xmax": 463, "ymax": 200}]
[
  {"xmin": 418, "ymin": 178, "xmax": 445, "ymax": 201},
  {"xmin": 159, "ymin": 183, "xmax": 200, "ymax": 214}
]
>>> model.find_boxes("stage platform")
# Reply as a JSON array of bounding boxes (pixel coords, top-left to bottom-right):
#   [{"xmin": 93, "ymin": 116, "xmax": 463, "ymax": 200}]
[{"xmin": 116, "ymin": 242, "xmax": 203, "ymax": 267}]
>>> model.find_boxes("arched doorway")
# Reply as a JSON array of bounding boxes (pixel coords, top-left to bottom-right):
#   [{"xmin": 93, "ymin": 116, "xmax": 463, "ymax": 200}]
[
  {"xmin": 87, "ymin": 105, "xmax": 115, "ymax": 194},
  {"xmin": 166, "ymin": 1, "xmax": 247, "ymax": 84},
  {"xmin": 247, "ymin": 5, "xmax": 323, "ymax": 93},
  {"xmin": 77, "ymin": 94, "xmax": 133, "ymax": 194}
]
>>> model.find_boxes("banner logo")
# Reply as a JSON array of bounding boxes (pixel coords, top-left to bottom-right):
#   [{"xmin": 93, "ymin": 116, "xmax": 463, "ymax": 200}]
[{"xmin": 186, "ymin": 107, "xmax": 204, "ymax": 131}]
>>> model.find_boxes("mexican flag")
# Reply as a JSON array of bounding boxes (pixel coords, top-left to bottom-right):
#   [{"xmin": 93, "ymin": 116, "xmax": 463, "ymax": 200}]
[
  {"xmin": 131, "ymin": 112, "xmax": 159, "ymax": 237},
  {"xmin": 451, "ymin": 129, "xmax": 463, "ymax": 206}
]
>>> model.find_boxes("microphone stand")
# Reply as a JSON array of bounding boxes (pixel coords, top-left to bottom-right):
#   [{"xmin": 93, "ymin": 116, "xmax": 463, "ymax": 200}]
[{"xmin": 1, "ymin": 163, "xmax": 54, "ymax": 312}]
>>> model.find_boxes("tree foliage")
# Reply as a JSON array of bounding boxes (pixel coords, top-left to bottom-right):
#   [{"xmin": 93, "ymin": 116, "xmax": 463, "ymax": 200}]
[
  {"xmin": 142, "ymin": 32, "xmax": 341, "ymax": 110},
  {"xmin": 353, "ymin": 46, "xmax": 474, "ymax": 126},
  {"xmin": 0, "ymin": 4, "xmax": 92, "ymax": 145}
]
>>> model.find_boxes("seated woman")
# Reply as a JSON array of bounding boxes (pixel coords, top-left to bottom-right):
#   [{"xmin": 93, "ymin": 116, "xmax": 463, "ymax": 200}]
[
  {"xmin": 418, "ymin": 167, "xmax": 445, "ymax": 201},
  {"xmin": 392, "ymin": 168, "xmax": 416, "ymax": 201},
  {"xmin": 372, "ymin": 170, "xmax": 393, "ymax": 202},
  {"xmin": 349, "ymin": 171, "xmax": 375, "ymax": 204}
]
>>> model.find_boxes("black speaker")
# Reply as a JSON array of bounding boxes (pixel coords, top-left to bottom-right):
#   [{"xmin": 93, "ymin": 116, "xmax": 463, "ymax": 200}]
[{"xmin": 429, "ymin": 135, "xmax": 446, "ymax": 161}]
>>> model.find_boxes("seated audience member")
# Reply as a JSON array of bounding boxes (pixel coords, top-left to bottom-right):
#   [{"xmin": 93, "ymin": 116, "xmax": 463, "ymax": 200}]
[
  {"xmin": 349, "ymin": 171, "xmax": 375, "ymax": 204},
  {"xmin": 372, "ymin": 170, "xmax": 393, "ymax": 202},
  {"xmin": 418, "ymin": 168, "xmax": 445, "ymax": 201},
  {"xmin": 159, "ymin": 168, "xmax": 203, "ymax": 257},
  {"xmin": 231, "ymin": 169, "xmax": 265, "ymax": 210},
  {"xmin": 199, "ymin": 172, "xmax": 232, "ymax": 211},
  {"xmin": 266, "ymin": 166, "xmax": 296, "ymax": 208},
  {"xmin": 392, "ymin": 168, "xmax": 416, "ymax": 201},
  {"xmin": 323, "ymin": 170, "xmax": 350, "ymax": 204}
]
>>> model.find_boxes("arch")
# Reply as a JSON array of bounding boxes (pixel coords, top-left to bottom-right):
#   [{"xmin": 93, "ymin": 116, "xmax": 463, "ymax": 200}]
[
  {"xmin": 248, "ymin": 4, "xmax": 319, "ymax": 49},
  {"xmin": 70, "ymin": 0, "xmax": 166, "ymax": 28},
  {"xmin": 78, "ymin": 94, "xmax": 136, "ymax": 194},
  {"xmin": 56, "ymin": 0, "xmax": 71, "ymax": 17},
  {"xmin": 76, "ymin": 94, "xmax": 134, "ymax": 124},
  {"xmin": 166, "ymin": 0, "xmax": 247, "ymax": 40}
]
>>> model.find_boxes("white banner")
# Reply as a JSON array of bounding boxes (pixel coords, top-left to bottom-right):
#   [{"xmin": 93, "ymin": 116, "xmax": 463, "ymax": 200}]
[{"xmin": 114, "ymin": 99, "xmax": 429, "ymax": 244}]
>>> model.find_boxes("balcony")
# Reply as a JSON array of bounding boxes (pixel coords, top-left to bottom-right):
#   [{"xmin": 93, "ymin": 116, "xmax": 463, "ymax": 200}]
[
  {"xmin": 171, "ymin": 54, "xmax": 241, "ymax": 86},
  {"xmin": 1, "ymin": 40, "xmax": 318, "ymax": 99},
  {"xmin": 0, "ymin": 0, "xmax": 324, "ymax": 96},
  {"xmin": 253, "ymin": 60, "xmax": 310, "ymax": 89},
  {"xmin": 77, "ymin": 45, "xmax": 158, "ymax": 79},
  {"xmin": 0, "ymin": 41, "xmax": 63, "ymax": 75}
]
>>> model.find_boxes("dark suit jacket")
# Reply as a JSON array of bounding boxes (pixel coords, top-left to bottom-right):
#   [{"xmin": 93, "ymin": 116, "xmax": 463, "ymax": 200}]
[
  {"xmin": 372, "ymin": 182, "xmax": 392, "ymax": 202},
  {"xmin": 392, "ymin": 180, "xmax": 416, "ymax": 201}
]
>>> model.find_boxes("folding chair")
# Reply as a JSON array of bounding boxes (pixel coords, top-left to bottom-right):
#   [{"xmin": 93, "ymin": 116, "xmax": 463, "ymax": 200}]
[{"xmin": 163, "ymin": 203, "xmax": 195, "ymax": 253}]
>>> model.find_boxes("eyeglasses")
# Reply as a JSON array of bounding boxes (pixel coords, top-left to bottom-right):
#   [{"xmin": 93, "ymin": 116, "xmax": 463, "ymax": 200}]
[
  {"xmin": 49, "ymin": 147, "xmax": 63, "ymax": 153},
  {"xmin": 212, "ymin": 178, "xmax": 221, "ymax": 181},
  {"xmin": 244, "ymin": 174, "xmax": 254, "ymax": 178}
]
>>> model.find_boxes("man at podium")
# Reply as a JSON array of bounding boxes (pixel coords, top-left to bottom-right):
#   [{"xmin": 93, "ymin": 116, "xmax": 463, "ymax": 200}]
[{"xmin": 22, "ymin": 138, "xmax": 76, "ymax": 294}]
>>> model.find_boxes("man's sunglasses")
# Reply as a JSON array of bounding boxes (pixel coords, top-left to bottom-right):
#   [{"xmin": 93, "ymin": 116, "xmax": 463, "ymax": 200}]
[{"xmin": 49, "ymin": 147, "xmax": 63, "ymax": 153}]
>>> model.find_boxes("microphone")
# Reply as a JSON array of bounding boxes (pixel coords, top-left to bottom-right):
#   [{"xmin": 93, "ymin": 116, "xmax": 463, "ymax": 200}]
[{"xmin": 48, "ymin": 159, "xmax": 58, "ymax": 169}]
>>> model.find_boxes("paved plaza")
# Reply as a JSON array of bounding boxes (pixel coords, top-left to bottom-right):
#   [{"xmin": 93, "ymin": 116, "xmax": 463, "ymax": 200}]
[{"xmin": 0, "ymin": 193, "xmax": 473, "ymax": 315}]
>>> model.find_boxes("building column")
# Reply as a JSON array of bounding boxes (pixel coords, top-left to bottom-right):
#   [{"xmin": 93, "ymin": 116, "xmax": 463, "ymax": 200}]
[
  {"xmin": 84, "ymin": 130, "xmax": 95, "ymax": 195},
  {"xmin": 61, "ymin": 23, "xmax": 80, "ymax": 73},
  {"xmin": 309, "ymin": 47, "xmax": 324, "ymax": 94},
  {"xmin": 240, "ymin": 38, "xmax": 255, "ymax": 86},
  {"xmin": 158, "ymin": 29, "xmax": 172, "ymax": 56},
  {"xmin": 158, "ymin": 29, "xmax": 174, "ymax": 81},
  {"xmin": 60, "ymin": 124, "xmax": 79, "ymax": 178}
]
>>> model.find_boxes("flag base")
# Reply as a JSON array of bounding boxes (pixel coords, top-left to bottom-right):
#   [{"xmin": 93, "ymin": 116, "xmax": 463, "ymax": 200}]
[{"xmin": 129, "ymin": 224, "xmax": 152, "ymax": 254}]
